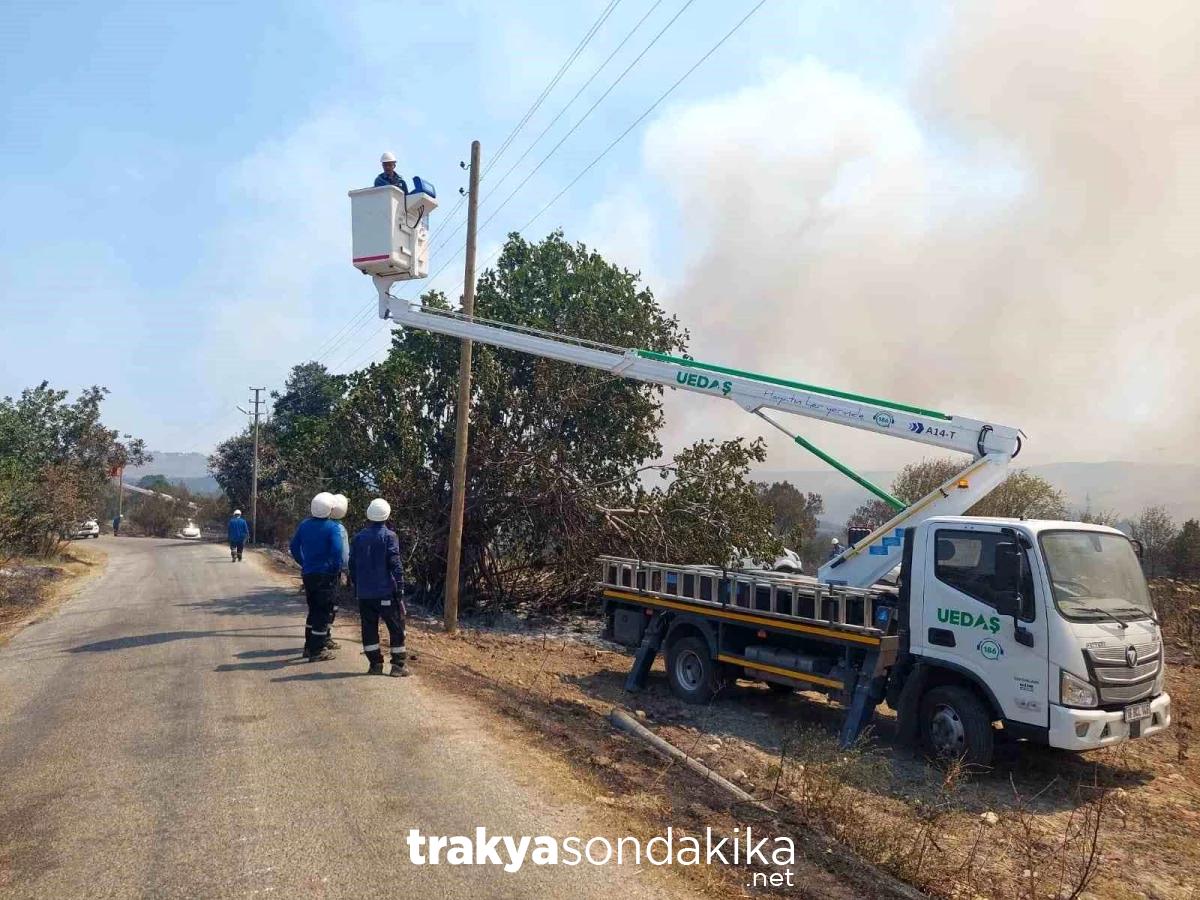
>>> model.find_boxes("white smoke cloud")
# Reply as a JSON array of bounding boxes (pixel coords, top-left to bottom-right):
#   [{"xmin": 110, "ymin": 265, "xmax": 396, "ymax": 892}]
[{"xmin": 640, "ymin": 1, "xmax": 1200, "ymax": 470}]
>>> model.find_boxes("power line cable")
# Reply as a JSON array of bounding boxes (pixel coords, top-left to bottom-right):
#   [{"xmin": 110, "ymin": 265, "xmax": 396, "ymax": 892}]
[{"xmin": 438, "ymin": 0, "xmax": 772, "ymax": 304}]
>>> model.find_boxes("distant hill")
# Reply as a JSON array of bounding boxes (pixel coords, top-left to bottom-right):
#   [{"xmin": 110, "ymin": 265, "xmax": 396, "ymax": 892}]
[
  {"xmin": 127, "ymin": 452, "xmax": 220, "ymax": 497},
  {"xmin": 128, "ymin": 451, "xmax": 210, "ymax": 480},
  {"xmin": 753, "ymin": 462, "xmax": 1200, "ymax": 530}
]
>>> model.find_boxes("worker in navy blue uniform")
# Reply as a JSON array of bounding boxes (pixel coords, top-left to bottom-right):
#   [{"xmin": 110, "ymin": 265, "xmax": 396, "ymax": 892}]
[
  {"xmin": 349, "ymin": 497, "xmax": 410, "ymax": 677},
  {"xmin": 227, "ymin": 509, "xmax": 249, "ymax": 562},
  {"xmin": 374, "ymin": 152, "xmax": 408, "ymax": 190},
  {"xmin": 288, "ymin": 492, "xmax": 346, "ymax": 661}
]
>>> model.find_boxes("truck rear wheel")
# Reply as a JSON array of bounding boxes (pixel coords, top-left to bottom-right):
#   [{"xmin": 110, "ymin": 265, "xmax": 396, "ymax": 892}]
[
  {"xmin": 919, "ymin": 685, "xmax": 994, "ymax": 766},
  {"xmin": 666, "ymin": 635, "xmax": 720, "ymax": 704}
]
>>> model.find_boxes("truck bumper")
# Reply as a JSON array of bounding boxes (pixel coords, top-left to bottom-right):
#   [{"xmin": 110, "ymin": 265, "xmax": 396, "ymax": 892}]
[{"xmin": 1048, "ymin": 693, "xmax": 1171, "ymax": 751}]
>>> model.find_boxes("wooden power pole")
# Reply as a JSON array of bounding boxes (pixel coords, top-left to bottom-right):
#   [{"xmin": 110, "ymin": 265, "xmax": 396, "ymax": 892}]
[
  {"xmin": 444, "ymin": 140, "xmax": 481, "ymax": 634},
  {"xmin": 249, "ymin": 387, "xmax": 265, "ymax": 544}
]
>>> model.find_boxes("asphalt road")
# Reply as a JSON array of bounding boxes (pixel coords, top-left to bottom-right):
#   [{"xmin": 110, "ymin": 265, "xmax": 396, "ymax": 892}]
[{"xmin": 0, "ymin": 537, "xmax": 697, "ymax": 899}]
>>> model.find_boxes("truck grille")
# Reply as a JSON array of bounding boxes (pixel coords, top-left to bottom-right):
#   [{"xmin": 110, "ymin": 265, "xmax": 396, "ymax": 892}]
[{"xmin": 1085, "ymin": 640, "xmax": 1161, "ymax": 705}]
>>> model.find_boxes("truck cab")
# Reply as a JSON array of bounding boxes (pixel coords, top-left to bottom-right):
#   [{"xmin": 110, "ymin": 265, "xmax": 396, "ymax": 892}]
[{"xmin": 902, "ymin": 517, "xmax": 1170, "ymax": 761}]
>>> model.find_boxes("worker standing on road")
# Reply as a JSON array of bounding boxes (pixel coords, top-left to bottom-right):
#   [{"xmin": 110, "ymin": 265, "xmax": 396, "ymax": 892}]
[
  {"xmin": 112, "ymin": 513, "xmax": 121, "ymax": 537},
  {"xmin": 349, "ymin": 498, "xmax": 410, "ymax": 677},
  {"xmin": 227, "ymin": 509, "xmax": 249, "ymax": 562},
  {"xmin": 288, "ymin": 492, "xmax": 345, "ymax": 662},
  {"xmin": 374, "ymin": 152, "xmax": 408, "ymax": 190},
  {"xmin": 325, "ymin": 493, "xmax": 351, "ymax": 650}
]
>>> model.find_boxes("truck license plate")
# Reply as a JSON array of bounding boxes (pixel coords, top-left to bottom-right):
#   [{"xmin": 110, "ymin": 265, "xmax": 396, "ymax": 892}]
[{"xmin": 1123, "ymin": 701, "xmax": 1151, "ymax": 722}]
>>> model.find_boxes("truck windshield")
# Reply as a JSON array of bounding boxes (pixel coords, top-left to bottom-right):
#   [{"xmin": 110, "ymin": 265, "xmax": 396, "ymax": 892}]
[{"xmin": 1039, "ymin": 531, "xmax": 1154, "ymax": 622}]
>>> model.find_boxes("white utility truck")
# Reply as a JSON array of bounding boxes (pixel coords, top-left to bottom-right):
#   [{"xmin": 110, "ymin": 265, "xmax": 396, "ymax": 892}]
[{"xmin": 348, "ymin": 192, "xmax": 1171, "ymax": 765}]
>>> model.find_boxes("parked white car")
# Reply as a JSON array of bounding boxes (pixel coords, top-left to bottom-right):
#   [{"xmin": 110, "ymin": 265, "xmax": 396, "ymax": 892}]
[
  {"xmin": 179, "ymin": 521, "xmax": 201, "ymax": 539},
  {"xmin": 69, "ymin": 519, "xmax": 100, "ymax": 539}
]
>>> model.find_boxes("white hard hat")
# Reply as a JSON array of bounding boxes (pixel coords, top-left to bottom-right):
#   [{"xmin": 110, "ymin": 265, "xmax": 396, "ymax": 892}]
[
  {"xmin": 310, "ymin": 492, "xmax": 335, "ymax": 518},
  {"xmin": 233, "ymin": 509, "xmax": 241, "ymax": 516},
  {"xmin": 831, "ymin": 537, "xmax": 840, "ymax": 545},
  {"xmin": 329, "ymin": 494, "xmax": 348, "ymax": 520},
  {"xmin": 366, "ymin": 498, "xmax": 391, "ymax": 522},
  {"xmin": 380, "ymin": 151, "xmax": 396, "ymax": 164}
]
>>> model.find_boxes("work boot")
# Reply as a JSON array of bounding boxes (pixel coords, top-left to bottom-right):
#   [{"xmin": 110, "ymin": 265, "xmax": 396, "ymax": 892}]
[
  {"xmin": 367, "ymin": 661, "xmax": 385, "ymax": 676},
  {"xmin": 325, "ymin": 638, "xmax": 341, "ymax": 650},
  {"xmin": 306, "ymin": 649, "xmax": 336, "ymax": 662},
  {"xmin": 388, "ymin": 662, "xmax": 411, "ymax": 678}
]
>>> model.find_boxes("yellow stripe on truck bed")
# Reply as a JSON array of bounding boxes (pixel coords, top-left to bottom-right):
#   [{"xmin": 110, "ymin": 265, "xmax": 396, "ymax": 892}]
[{"xmin": 601, "ymin": 589, "xmax": 882, "ymax": 646}]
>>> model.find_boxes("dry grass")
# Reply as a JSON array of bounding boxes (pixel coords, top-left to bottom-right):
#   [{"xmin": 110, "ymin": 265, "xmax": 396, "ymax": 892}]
[{"xmin": 0, "ymin": 542, "xmax": 106, "ymax": 645}]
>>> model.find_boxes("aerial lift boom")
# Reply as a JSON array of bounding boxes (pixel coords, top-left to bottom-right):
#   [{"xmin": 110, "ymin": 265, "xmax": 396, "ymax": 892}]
[{"xmin": 368, "ymin": 276, "xmax": 1022, "ymax": 588}]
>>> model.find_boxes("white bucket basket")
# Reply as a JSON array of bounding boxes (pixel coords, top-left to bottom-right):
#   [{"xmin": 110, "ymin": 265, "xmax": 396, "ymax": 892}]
[{"xmin": 349, "ymin": 183, "xmax": 438, "ymax": 280}]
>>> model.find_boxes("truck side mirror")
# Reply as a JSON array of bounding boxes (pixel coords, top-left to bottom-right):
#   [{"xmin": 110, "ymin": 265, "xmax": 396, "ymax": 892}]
[{"xmin": 1130, "ymin": 538, "xmax": 1144, "ymax": 561}]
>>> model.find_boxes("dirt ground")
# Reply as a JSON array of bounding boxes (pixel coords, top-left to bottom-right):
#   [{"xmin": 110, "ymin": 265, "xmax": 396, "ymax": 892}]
[
  {"xmin": 398, "ymin": 611, "xmax": 1197, "ymax": 900},
  {"xmin": 0, "ymin": 541, "xmax": 106, "ymax": 646}
]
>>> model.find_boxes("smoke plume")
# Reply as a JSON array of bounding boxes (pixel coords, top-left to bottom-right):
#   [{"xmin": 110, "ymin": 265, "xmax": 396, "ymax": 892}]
[{"xmin": 642, "ymin": 1, "xmax": 1200, "ymax": 469}]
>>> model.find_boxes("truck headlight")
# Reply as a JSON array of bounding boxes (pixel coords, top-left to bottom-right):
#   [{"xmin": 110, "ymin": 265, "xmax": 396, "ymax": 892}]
[{"xmin": 1060, "ymin": 670, "xmax": 1098, "ymax": 708}]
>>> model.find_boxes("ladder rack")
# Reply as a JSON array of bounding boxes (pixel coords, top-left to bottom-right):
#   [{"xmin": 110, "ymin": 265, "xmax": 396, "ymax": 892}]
[{"xmin": 597, "ymin": 556, "xmax": 892, "ymax": 637}]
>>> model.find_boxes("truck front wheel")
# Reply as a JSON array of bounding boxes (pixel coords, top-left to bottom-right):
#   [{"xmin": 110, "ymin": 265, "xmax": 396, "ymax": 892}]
[
  {"xmin": 919, "ymin": 685, "xmax": 994, "ymax": 766},
  {"xmin": 666, "ymin": 635, "xmax": 721, "ymax": 704}
]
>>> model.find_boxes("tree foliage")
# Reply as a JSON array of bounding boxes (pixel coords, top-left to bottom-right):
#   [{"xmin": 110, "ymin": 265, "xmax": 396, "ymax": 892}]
[
  {"xmin": 1171, "ymin": 519, "xmax": 1200, "ymax": 580},
  {"xmin": 847, "ymin": 458, "xmax": 1068, "ymax": 531},
  {"xmin": 1132, "ymin": 505, "xmax": 1178, "ymax": 578},
  {"xmin": 755, "ymin": 481, "xmax": 823, "ymax": 563},
  {"xmin": 0, "ymin": 383, "xmax": 146, "ymax": 555}
]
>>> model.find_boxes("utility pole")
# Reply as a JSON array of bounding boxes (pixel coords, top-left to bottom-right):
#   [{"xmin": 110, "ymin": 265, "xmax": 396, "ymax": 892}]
[
  {"xmin": 444, "ymin": 140, "xmax": 481, "ymax": 634},
  {"xmin": 249, "ymin": 387, "xmax": 265, "ymax": 544}
]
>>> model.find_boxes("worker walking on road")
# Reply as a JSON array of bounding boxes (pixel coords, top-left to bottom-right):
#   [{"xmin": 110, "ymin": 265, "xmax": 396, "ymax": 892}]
[
  {"xmin": 227, "ymin": 509, "xmax": 249, "ymax": 562},
  {"xmin": 349, "ymin": 498, "xmax": 410, "ymax": 677},
  {"xmin": 112, "ymin": 513, "xmax": 121, "ymax": 537},
  {"xmin": 288, "ymin": 492, "xmax": 346, "ymax": 662},
  {"xmin": 325, "ymin": 493, "xmax": 351, "ymax": 650},
  {"xmin": 374, "ymin": 152, "xmax": 408, "ymax": 190}
]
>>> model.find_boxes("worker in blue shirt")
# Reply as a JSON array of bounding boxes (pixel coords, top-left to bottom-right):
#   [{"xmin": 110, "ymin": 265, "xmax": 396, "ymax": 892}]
[
  {"xmin": 349, "ymin": 498, "xmax": 410, "ymax": 677},
  {"xmin": 227, "ymin": 509, "xmax": 249, "ymax": 562},
  {"xmin": 288, "ymin": 492, "xmax": 346, "ymax": 662},
  {"xmin": 375, "ymin": 151, "xmax": 408, "ymax": 190}
]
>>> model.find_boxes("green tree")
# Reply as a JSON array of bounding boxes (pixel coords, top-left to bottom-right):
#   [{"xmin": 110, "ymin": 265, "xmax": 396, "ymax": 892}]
[
  {"xmin": 1170, "ymin": 519, "xmax": 1200, "ymax": 580},
  {"xmin": 0, "ymin": 383, "xmax": 146, "ymax": 554},
  {"xmin": 847, "ymin": 458, "xmax": 1067, "ymax": 532},
  {"xmin": 1132, "ymin": 506, "xmax": 1177, "ymax": 578},
  {"xmin": 137, "ymin": 474, "xmax": 173, "ymax": 493},
  {"xmin": 754, "ymin": 481, "xmax": 823, "ymax": 561}
]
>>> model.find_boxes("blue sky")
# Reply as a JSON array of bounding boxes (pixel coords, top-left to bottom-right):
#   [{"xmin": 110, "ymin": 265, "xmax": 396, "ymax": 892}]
[{"xmin": 3, "ymin": 0, "xmax": 1196, "ymax": 472}]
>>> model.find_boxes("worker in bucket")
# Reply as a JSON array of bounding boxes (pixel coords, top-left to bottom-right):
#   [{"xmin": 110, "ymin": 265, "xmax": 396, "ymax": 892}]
[
  {"xmin": 324, "ymin": 493, "xmax": 352, "ymax": 650},
  {"xmin": 828, "ymin": 537, "xmax": 844, "ymax": 561},
  {"xmin": 227, "ymin": 509, "xmax": 249, "ymax": 562},
  {"xmin": 374, "ymin": 152, "xmax": 408, "ymax": 190},
  {"xmin": 349, "ymin": 498, "xmax": 410, "ymax": 677},
  {"xmin": 288, "ymin": 492, "xmax": 345, "ymax": 662}
]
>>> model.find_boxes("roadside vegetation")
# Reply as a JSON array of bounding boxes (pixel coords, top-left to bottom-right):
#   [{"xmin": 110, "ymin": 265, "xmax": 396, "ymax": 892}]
[{"xmin": 0, "ymin": 383, "xmax": 145, "ymax": 632}]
